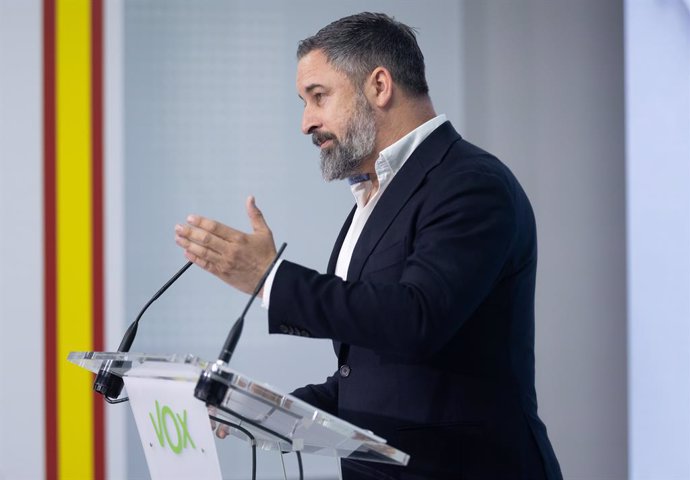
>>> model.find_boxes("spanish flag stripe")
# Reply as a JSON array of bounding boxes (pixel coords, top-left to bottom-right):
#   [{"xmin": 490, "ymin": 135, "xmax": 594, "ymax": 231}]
[
  {"xmin": 42, "ymin": 0, "xmax": 58, "ymax": 477},
  {"xmin": 91, "ymin": 0, "xmax": 106, "ymax": 478},
  {"xmin": 56, "ymin": 0, "xmax": 94, "ymax": 477},
  {"xmin": 44, "ymin": 0, "xmax": 106, "ymax": 478}
]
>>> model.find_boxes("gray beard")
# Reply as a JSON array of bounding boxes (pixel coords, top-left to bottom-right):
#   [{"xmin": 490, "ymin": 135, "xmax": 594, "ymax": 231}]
[{"xmin": 317, "ymin": 94, "xmax": 376, "ymax": 182}]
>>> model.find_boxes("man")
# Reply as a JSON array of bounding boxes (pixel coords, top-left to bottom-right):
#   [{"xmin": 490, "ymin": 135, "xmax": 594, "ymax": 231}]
[{"xmin": 175, "ymin": 12, "xmax": 562, "ymax": 479}]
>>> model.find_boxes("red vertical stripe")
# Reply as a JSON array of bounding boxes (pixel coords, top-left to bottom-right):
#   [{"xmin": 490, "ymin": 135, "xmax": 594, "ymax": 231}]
[
  {"xmin": 91, "ymin": 1, "xmax": 105, "ymax": 479},
  {"xmin": 43, "ymin": 0, "xmax": 58, "ymax": 479}
]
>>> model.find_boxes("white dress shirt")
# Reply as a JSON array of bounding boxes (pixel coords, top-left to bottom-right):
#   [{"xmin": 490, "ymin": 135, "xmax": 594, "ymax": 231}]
[{"xmin": 262, "ymin": 114, "xmax": 447, "ymax": 307}]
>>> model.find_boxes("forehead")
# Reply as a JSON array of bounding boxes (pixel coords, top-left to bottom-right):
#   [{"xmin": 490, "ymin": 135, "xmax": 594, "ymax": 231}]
[{"xmin": 296, "ymin": 50, "xmax": 352, "ymax": 95}]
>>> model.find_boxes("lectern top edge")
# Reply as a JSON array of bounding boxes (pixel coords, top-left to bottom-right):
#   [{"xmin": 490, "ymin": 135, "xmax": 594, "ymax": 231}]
[{"xmin": 68, "ymin": 351, "xmax": 410, "ymax": 467}]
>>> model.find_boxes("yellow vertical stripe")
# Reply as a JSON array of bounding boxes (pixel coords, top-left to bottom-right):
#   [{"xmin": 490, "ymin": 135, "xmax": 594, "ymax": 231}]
[{"xmin": 56, "ymin": 0, "xmax": 94, "ymax": 479}]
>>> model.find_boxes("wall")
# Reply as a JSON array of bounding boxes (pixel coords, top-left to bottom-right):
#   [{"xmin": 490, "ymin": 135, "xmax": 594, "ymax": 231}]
[
  {"xmin": 121, "ymin": 1, "xmax": 463, "ymax": 478},
  {"xmin": 0, "ymin": 1, "xmax": 44, "ymax": 479},
  {"xmin": 7, "ymin": 1, "xmax": 686, "ymax": 479},
  {"xmin": 626, "ymin": 1, "xmax": 690, "ymax": 478},
  {"xmin": 463, "ymin": 1, "xmax": 627, "ymax": 477}
]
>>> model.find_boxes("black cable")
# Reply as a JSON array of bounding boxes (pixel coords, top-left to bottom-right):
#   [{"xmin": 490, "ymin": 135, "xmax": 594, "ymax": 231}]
[
  {"xmin": 104, "ymin": 395, "xmax": 129, "ymax": 405},
  {"xmin": 209, "ymin": 414, "xmax": 257, "ymax": 480},
  {"xmin": 296, "ymin": 451, "xmax": 304, "ymax": 480},
  {"xmin": 216, "ymin": 403, "xmax": 293, "ymax": 446}
]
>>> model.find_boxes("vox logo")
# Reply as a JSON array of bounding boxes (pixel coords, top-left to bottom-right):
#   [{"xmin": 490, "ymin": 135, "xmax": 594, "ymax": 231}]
[{"xmin": 149, "ymin": 400, "xmax": 196, "ymax": 454}]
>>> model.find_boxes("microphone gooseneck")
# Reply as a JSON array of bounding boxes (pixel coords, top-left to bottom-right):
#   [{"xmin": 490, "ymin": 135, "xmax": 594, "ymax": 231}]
[
  {"xmin": 93, "ymin": 261, "xmax": 194, "ymax": 401},
  {"xmin": 218, "ymin": 242, "xmax": 287, "ymax": 364},
  {"xmin": 194, "ymin": 243, "xmax": 288, "ymax": 443},
  {"xmin": 117, "ymin": 261, "xmax": 193, "ymax": 353}
]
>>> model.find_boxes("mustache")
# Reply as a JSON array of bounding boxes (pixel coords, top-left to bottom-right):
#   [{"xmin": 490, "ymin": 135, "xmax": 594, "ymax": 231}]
[{"xmin": 311, "ymin": 130, "xmax": 337, "ymax": 147}]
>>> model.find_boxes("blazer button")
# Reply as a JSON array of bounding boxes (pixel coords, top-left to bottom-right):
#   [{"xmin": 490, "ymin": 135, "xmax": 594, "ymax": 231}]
[
  {"xmin": 279, "ymin": 324, "xmax": 289, "ymax": 334},
  {"xmin": 339, "ymin": 365, "xmax": 351, "ymax": 378}
]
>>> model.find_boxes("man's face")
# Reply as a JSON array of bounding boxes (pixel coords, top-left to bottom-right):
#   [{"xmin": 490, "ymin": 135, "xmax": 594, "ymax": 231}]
[{"xmin": 297, "ymin": 50, "xmax": 376, "ymax": 181}]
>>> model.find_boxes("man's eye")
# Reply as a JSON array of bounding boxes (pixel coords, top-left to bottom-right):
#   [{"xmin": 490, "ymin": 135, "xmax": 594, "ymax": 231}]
[{"xmin": 314, "ymin": 93, "xmax": 323, "ymax": 103}]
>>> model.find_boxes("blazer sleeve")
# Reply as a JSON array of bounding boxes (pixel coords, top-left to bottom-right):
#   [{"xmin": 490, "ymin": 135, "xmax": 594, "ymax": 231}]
[
  {"xmin": 290, "ymin": 372, "xmax": 339, "ymax": 416},
  {"xmin": 268, "ymin": 169, "xmax": 519, "ymax": 358}
]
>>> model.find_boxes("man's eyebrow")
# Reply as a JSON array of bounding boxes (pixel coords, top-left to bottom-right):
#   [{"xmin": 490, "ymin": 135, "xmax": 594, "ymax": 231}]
[
  {"xmin": 298, "ymin": 83, "xmax": 325, "ymax": 102},
  {"xmin": 304, "ymin": 83, "xmax": 324, "ymax": 93}
]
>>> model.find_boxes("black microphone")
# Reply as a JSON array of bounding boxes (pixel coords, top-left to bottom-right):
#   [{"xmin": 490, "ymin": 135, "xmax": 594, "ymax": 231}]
[
  {"xmin": 219, "ymin": 242, "xmax": 287, "ymax": 363},
  {"xmin": 195, "ymin": 242, "xmax": 287, "ymax": 405},
  {"xmin": 93, "ymin": 261, "xmax": 193, "ymax": 402},
  {"xmin": 118, "ymin": 261, "xmax": 193, "ymax": 353}
]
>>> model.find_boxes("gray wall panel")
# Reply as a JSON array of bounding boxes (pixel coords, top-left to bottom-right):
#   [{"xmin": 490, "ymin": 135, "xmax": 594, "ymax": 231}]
[
  {"xmin": 463, "ymin": 1, "xmax": 626, "ymax": 477},
  {"xmin": 123, "ymin": 2, "xmax": 462, "ymax": 478}
]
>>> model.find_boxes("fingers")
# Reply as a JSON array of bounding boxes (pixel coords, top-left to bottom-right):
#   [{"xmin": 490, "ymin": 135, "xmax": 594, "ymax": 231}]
[
  {"xmin": 216, "ymin": 423, "xmax": 230, "ymax": 439},
  {"xmin": 174, "ymin": 202, "xmax": 276, "ymax": 293},
  {"xmin": 246, "ymin": 196, "xmax": 271, "ymax": 234},
  {"xmin": 186, "ymin": 215, "xmax": 241, "ymax": 242},
  {"xmin": 208, "ymin": 406, "xmax": 230, "ymax": 439},
  {"xmin": 175, "ymin": 217, "xmax": 252, "ymax": 274},
  {"xmin": 183, "ymin": 249, "xmax": 216, "ymax": 273},
  {"xmin": 175, "ymin": 213, "xmax": 250, "ymax": 265},
  {"xmin": 175, "ymin": 223, "xmax": 234, "ymax": 256},
  {"xmin": 175, "ymin": 229, "xmax": 221, "ymax": 261}
]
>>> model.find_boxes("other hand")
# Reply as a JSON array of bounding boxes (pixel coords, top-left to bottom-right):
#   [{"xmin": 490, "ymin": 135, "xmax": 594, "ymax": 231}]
[
  {"xmin": 209, "ymin": 417, "xmax": 231, "ymax": 439},
  {"xmin": 175, "ymin": 196, "xmax": 277, "ymax": 295}
]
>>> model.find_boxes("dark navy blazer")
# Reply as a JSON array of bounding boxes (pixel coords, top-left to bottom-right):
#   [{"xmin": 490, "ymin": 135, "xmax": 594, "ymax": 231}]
[{"xmin": 268, "ymin": 122, "xmax": 562, "ymax": 479}]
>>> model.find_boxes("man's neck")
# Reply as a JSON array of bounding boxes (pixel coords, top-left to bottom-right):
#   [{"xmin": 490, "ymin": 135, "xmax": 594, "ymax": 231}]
[
  {"xmin": 378, "ymin": 98, "xmax": 436, "ymax": 151},
  {"xmin": 359, "ymin": 97, "xmax": 437, "ymax": 190}
]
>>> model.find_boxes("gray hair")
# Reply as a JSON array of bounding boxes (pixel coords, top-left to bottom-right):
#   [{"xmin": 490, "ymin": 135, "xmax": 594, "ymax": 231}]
[{"xmin": 297, "ymin": 12, "xmax": 429, "ymax": 97}]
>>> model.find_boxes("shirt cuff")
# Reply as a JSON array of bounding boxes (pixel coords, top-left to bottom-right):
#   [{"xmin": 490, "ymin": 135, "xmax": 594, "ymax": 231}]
[{"xmin": 261, "ymin": 258, "xmax": 284, "ymax": 309}]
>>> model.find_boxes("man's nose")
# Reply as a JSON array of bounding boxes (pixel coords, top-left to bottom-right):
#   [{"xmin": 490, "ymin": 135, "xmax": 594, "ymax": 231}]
[{"xmin": 301, "ymin": 107, "xmax": 321, "ymax": 135}]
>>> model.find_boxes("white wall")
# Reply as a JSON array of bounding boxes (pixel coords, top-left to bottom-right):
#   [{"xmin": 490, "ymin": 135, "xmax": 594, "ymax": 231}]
[
  {"xmin": 104, "ymin": 1, "xmax": 127, "ymax": 478},
  {"xmin": 0, "ymin": 1, "xmax": 45, "ymax": 479},
  {"xmin": 626, "ymin": 1, "xmax": 690, "ymax": 478}
]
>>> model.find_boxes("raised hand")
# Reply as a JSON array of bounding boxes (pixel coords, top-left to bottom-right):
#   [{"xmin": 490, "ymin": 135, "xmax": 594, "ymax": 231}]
[{"xmin": 175, "ymin": 196, "xmax": 277, "ymax": 295}]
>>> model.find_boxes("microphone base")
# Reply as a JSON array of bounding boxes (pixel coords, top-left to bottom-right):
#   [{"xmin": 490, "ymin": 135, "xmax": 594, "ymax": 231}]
[
  {"xmin": 93, "ymin": 368, "xmax": 124, "ymax": 400},
  {"xmin": 194, "ymin": 362, "xmax": 230, "ymax": 407}
]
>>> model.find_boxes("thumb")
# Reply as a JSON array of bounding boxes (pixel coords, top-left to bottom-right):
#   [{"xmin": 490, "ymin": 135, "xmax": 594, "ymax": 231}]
[{"xmin": 246, "ymin": 195, "xmax": 269, "ymax": 233}]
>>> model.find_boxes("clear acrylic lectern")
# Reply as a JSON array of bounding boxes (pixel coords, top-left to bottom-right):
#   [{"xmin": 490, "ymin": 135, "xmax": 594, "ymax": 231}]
[{"xmin": 69, "ymin": 351, "xmax": 409, "ymax": 471}]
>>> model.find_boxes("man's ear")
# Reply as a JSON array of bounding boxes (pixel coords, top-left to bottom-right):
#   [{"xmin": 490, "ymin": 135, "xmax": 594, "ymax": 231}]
[{"xmin": 364, "ymin": 66, "xmax": 394, "ymax": 108}]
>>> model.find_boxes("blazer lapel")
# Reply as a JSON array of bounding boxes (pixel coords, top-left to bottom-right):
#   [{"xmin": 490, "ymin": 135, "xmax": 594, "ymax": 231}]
[
  {"xmin": 347, "ymin": 121, "xmax": 462, "ymax": 281},
  {"xmin": 328, "ymin": 206, "xmax": 357, "ymax": 361},
  {"xmin": 327, "ymin": 205, "xmax": 357, "ymax": 275}
]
